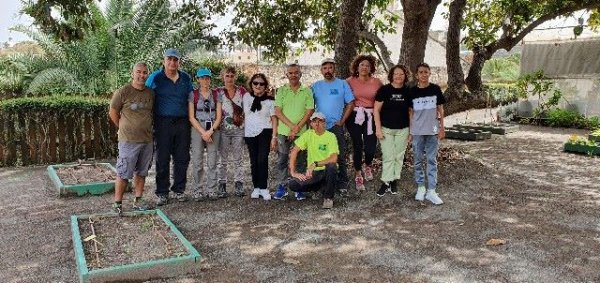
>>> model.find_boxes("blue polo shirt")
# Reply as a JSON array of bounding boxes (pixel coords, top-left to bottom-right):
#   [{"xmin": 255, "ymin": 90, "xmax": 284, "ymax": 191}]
[
  {"xmin": 146, "ymin": 69, "xmax": 193, "ymax": 117},
  {"xmin": 311, "ymin": 78, "xmax": 354, "ymax": 129}
]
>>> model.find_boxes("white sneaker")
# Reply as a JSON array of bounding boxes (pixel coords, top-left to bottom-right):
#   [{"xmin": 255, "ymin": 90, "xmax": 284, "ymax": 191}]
[
  {"xmin": 259, "ymin": 189, "xmax": 271, "ymax": 200},
  {"xmin": 251, "ymin": 188, "xmax": 261, "ymax": 199},
  {"xmin": 425, "ymin": 190, "xmax": 444, "ymax": 205},
  {"xmin": 415, "ymin": 186, "xmax": 426, "ymax": 201}
]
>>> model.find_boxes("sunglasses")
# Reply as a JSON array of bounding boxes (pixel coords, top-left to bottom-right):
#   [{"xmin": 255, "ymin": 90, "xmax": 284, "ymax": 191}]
[{"xmin": 252, "ymin": 81, "xmax": 266, "ymax": 86}]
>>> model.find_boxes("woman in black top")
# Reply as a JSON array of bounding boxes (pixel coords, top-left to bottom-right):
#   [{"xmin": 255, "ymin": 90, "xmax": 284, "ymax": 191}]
[{"xmin": 373, "ymin": 65, "xmax": 411, "ymax": 197}]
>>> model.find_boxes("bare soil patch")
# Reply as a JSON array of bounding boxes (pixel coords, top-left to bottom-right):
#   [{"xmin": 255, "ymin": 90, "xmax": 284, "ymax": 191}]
[
  {"xmin": 78, "ymin": 213, "xmax": 188, "ymax": 270},
  {"xmin": 55, "ymin": 164, "xmax": 114, "ymax": 185},
  {"xmin": 1, "ymin": 109, "xmax": 599, "ymax": 282}
]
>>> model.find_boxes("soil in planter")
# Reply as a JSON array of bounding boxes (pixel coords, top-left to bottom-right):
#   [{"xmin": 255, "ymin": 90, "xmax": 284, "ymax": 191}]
[
  {"xmin": 78, "ymin": 214, "xmax": 189, "ymax": 270},
  {"xmin": 56, "ymin": 164, "xmax": 114, "ymax": 185}
]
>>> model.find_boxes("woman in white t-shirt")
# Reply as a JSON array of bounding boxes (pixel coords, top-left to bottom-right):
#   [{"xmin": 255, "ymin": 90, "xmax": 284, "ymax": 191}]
[{"xmin": 243, "ymin": 73, "xmax": 278, "ymax": 200}]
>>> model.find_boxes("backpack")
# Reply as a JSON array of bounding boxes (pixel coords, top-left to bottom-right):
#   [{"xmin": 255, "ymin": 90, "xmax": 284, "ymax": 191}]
[{"xmin": 192, "ymin": 88, "xmax": 219, "ymax": 113}]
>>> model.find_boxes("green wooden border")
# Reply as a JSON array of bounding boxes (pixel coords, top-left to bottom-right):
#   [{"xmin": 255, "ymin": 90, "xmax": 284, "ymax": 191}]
[
  {"xmin": 564, "ymin": 143, "xmax": 600, "ymax": 156},
  {"xmin": 454, "ymin": 123, "xmax": 519, "ymax": 135},
  {"xmin": 71, "ymin": 209, "xmax": 201, "ymax": 283},
  {"xmin": 48, "ymin": 163, "xmax": 117, "ymax": 196}
]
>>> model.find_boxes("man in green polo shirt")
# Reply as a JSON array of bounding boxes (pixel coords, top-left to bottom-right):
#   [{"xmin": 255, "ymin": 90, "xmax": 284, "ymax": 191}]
[
  {"xmin": 285, "ymin": 112, "xmax": 339, "ymax": 209},
  {"xmin": 272, "ymin": 63, "xmax": 315, "ymax": 200}
]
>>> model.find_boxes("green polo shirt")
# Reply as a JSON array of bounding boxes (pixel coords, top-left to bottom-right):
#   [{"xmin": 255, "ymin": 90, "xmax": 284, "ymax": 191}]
[{"xmin": 275, "ymin": 84, "xmax": 314, "ymax": 136}]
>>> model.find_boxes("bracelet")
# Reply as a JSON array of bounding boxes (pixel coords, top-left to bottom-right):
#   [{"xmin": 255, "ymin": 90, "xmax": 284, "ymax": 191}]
[{"xmin": 272, "ymin": 136, "xmax": 277, "ymax": 139}]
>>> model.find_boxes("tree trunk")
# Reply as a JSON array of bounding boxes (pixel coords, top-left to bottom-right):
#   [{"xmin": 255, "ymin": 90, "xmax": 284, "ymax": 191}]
[
  {"xmin": 445, "ymin": 0, "xmax": 466, "ymax": 100},
  {"xmin": 334, "ymin": 0, "xmax": 367, "ymax": 78},
  {"xmin": 465, "ymin": 46, "xmax": 492, "ymax": 96},
  {"xmin": 399, "ymin": 0, "xmax": 441, "ymax": 74}
]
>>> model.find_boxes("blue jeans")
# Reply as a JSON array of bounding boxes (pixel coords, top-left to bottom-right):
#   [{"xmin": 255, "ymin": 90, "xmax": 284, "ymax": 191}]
[{"xmin": 411, "ymin": 135, "xmax": 439, "ymax": 190}]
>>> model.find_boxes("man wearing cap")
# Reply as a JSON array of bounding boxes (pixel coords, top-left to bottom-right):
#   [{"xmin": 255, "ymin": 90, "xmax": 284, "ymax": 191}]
[
  {"xmin": 188, "ymin": 67, "xmax": 222, "ymax": 201},
  {"xmin": 285, "ymin": 112, "xmax": 339, "ymax": 209},
  {"xmin": 311, "ymin": 58, "xmax": 354, "ymax": 192},
  {"xmin": 146, "ymin": 48, "xmax": 194, "ymax": 206},
  {"xmin": 272, "ymin": 63, "xmax": 314, "ymax": 201},
  {"xmin": 109, "ymin": 62, "xmax": 154, "ymax": 214}
]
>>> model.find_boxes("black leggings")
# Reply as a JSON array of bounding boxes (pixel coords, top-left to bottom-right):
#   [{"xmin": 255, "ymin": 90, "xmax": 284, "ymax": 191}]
[
  {"xmin": 244, "ymin": 129, "xmax": 272, "ymax": 189},
  {"xmin": 346, "ymin": 111, "xmax": 377, "ymax": 171}
]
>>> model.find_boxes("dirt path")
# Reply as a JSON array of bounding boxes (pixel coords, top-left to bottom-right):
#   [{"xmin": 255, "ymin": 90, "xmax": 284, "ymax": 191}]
[{"xmin": 1, "ymin": 114, "xmax": 599, "ymax": 282}]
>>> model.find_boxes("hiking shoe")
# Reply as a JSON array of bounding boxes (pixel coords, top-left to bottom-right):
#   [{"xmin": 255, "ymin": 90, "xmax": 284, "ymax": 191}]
[
  {"xmin": 376, "ymin": 182, "xmax": 389, "ymax": 197},
  {"xmin": 388, "ymin": 180, "xmax": 399, "ymax": 195},
  {"xmin": 217, "ymin": 182, "xmax": 229, "ymax": 198},
  {"xmin": 425, "ymin": 190, "xmax": 444, "ymax": 205},
  {"xmin": 156, "ymin": 195, "xmax": 168, "ymax": 206},
  {"xmin": 234, "ymin": 181, "xmax": 246, "ymax": 197},
  {"xmin": 192, "ymin": 192, "xmax": 205, "ymax": 202},
  {"xmin": 206, "ymin": 191, "xmax": 219, "ymax": 201},
  {"xmin": 112, "ymin": 203, "xmax": 123, "ymax": 216},
  {"xmin": 322, "ymin": 198, "xmax": 333, "ymax": 209},
  {"xmin": 415, "ymin": 186, "xmax": 426, "ymax": 201},
  {"xmin": 363, "ymin": 165, "xmax": 374, "ymax": 181},
  {"xmin": 259, "ymin": 189, "xmax": 271, "ymax": 200},
  {"xmin": 175, "ymin": 192, "xmax": 187, "ymax": 202},
  {"xmin": 132, "ymin": 198, "xmax": 151, "ymax": 211},
  {"xmin": 273, "ymin": 184, "xmax": 288, "ymax": 200},
  {"xmin": 251, "ymin": 188, "xmax": 261, "ymax": 199},
  {"xmin": 295, "ymin": 192, "xmax": 306, "ymax": 201},
  {"xmin": 355, "ymin": 176, "xmax": 366, "ymax": 191}
]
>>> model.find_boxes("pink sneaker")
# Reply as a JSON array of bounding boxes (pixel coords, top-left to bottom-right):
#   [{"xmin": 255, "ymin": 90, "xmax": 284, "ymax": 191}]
[
  {"xmin": 363, "ymin": 165, "xmax": 374, "ymax": 181},
  {"xmin": 355, "ymin": 176, "xmax": 366, "ymax": 191}
]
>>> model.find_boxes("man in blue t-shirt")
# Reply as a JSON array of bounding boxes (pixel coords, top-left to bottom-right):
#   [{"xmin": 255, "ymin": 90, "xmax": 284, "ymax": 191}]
[
  {"xmin": 145, "ymin": 48, "xmax": 194, "ymax": 206},
  {"xmin": 311, "ymin": 58, "xmax": 354, "ymax": 188}
]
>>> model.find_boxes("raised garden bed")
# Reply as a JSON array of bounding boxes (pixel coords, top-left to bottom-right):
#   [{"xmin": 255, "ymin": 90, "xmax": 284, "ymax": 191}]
[
  {"xmin": 588, "ymin": 134, "xmax": 600, "ymax": 143},
  {"xmin": 454, "ymin": 122, "xmax": 519, "ymax": 135},
  {"xmin": 48, "ymin": 162, "xmax": 118, "ymax": 196},
  {"xmin": 564, "ymin": 143, "xmax": 600, "ymax": 156},
  {"xmin": 71, "ymin": 209, "xmax": 201, "ymax": 283},
  {"xmin": 445, "ymin": 127, "xmax": 492, "ymax": 141}
]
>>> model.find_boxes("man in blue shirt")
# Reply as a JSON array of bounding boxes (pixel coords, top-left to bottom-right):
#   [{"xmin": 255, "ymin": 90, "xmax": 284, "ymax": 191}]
[
  {"xmin": 146, "ymin": 48, "xmax": 194, "ymax": 205},
  {"xmin": 311, "ymin": 58, "xmax": 354, "ymax": 190}
]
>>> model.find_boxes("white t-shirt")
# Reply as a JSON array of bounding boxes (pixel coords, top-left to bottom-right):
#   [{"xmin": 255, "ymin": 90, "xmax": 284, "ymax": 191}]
[{"xmin": 243, "ymin": 94, "xmax": 275, "ymax": 137}]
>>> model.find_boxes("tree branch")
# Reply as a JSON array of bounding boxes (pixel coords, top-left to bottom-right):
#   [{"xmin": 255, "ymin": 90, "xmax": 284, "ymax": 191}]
[
  {"xmin": 494, "ymin": 2, "xmax": 600, "ymax": 51},
  {"xmin": 358, "ymin": 30, "xmax": 394, "ymax": 70}
]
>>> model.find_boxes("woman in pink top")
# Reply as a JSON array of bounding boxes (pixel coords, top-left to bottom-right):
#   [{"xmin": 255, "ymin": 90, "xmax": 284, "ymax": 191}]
[{"xmin": 346, "ymin": 54, "xmax": 383, "ymax": 191}]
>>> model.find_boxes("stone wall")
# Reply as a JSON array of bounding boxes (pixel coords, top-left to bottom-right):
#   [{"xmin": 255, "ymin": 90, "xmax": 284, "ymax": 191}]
[{"xmin": 238, "ymin": 64, "xmax": 448, "ymax": 89}]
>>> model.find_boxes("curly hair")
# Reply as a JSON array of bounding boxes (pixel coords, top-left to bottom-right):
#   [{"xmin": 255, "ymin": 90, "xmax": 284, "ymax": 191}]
[
  {"xmin": 387, "ymin": 65, "xmax": 410, "ymax": 85},
  {"xmin": 349, "ymin": 54, "xmax": 377, "ymax": 77}
]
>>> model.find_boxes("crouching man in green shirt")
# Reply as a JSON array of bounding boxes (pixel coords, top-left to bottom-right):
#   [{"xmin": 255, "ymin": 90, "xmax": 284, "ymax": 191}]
[{"xmin": 286, "ymin": 112, "xmax": 339, "ymax": 209}]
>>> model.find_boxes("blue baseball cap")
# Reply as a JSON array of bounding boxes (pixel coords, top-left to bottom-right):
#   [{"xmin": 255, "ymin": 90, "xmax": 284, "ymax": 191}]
[
  {"xmin": 163, "ymin": 48, "xmax": 181, "ymax": 59},
  {"xmin": 196, "ymin": 68, "xmax": 212, "ymax": 78}
]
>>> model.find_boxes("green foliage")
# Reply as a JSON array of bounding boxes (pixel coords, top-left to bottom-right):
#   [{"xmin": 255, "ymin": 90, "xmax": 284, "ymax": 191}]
[
  {"xmin": 8, "ymin": 0, "xmax": 218, "ymax": 96},
  {"xmin": 481, "ymin": 54, "xmax": 520, "ymax": 83},
  {"xmin": 516, "ymin": 70, "xmax": 562, "ymax": 118},
  {"xmin": 546, "ymin": 108, "xmax": 587, "ymax": 128},
  {"xmin": 566, "ymin": 135, "xmax": 598, "ymax": 146},
  {"xmin": 204, "ymin": 0, "xmax": 398, "ymax": 62},
  {"xmin": 483, "ymin": 83, "xmax": 519, "ymax": 105},
  {"xmin": 0, "ymin": 95, "xmax": 108, "ymax": 113},
  {"xmin": 21, "ymin": 0, "xmax": 97, "ymax": 42}
]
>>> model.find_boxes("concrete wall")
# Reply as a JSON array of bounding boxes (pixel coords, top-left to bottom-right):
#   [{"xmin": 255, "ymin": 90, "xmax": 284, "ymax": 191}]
[{"xmin": 237, "ymin": 64, "xmax": 448, "ymax": 89}]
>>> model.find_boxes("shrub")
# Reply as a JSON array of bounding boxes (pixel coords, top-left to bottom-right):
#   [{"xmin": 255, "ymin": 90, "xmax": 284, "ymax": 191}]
[{"xmin": 546, "ymin": 108, "xmax": 587, "ymax": 128}]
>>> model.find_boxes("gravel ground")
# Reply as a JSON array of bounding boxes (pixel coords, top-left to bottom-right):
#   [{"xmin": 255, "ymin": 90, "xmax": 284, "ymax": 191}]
[{"xmin": 1, "ymin": 109, "xmax": 599, "ymax": 283}]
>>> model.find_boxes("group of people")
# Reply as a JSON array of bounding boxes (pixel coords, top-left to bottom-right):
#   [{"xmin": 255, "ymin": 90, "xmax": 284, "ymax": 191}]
[{"xmin": 109, "ymin": 48, "xmax": 446, "ymax": 213}]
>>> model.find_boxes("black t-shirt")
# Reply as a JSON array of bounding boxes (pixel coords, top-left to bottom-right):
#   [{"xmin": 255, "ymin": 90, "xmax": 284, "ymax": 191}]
[{"xmin": 375, "ymin": 84, "xmax": 410, "ymax": 129}]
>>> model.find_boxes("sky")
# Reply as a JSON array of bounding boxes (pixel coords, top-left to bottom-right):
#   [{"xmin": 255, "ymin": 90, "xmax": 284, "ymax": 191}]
[{"xmin": 0, "ymin": 1, "xmax": 593, "ymax": 46}]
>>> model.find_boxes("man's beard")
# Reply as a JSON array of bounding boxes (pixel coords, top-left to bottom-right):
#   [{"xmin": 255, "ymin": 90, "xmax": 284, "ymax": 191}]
[{"xmin": 324, "ymin": 72, "xmax": 333, "ymax": 79}]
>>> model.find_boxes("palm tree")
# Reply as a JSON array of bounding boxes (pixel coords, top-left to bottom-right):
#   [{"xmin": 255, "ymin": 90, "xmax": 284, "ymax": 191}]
[{"xmin": 1, "ymin": 0, "xmax": 217, "ymax": 96}]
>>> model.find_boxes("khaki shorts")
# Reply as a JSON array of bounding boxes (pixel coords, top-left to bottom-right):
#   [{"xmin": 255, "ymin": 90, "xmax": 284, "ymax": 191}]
[{"xmin": 116, "ymin": 141, "xmax": 153, "ymax": 180}]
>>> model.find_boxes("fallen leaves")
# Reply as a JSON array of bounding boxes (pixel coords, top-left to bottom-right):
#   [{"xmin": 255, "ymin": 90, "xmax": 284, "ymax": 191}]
[{"xmin": 486, "ymin": 238, "xmax": 506, "ymax": 246}]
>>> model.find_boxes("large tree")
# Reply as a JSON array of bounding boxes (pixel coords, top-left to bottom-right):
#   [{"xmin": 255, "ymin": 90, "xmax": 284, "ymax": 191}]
[{"xmin": 461, "ymin": 0, "xmax": 600, "ymax": 95}]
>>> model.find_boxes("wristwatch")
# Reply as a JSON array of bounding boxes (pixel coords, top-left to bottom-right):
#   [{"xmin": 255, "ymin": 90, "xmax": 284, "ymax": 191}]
[{"xmin": 313, "ymin": 161, "xmax": 319, "ymax": 167}]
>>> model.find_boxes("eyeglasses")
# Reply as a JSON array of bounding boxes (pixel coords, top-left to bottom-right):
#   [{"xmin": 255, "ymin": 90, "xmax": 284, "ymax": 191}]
[
  {"xmin": 311, "ymin": 119, "xmax": 325, "ymax": 123},
  {"xmin": 252, "ymin": 81, "xmax": 266, "ymax": 86}
]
